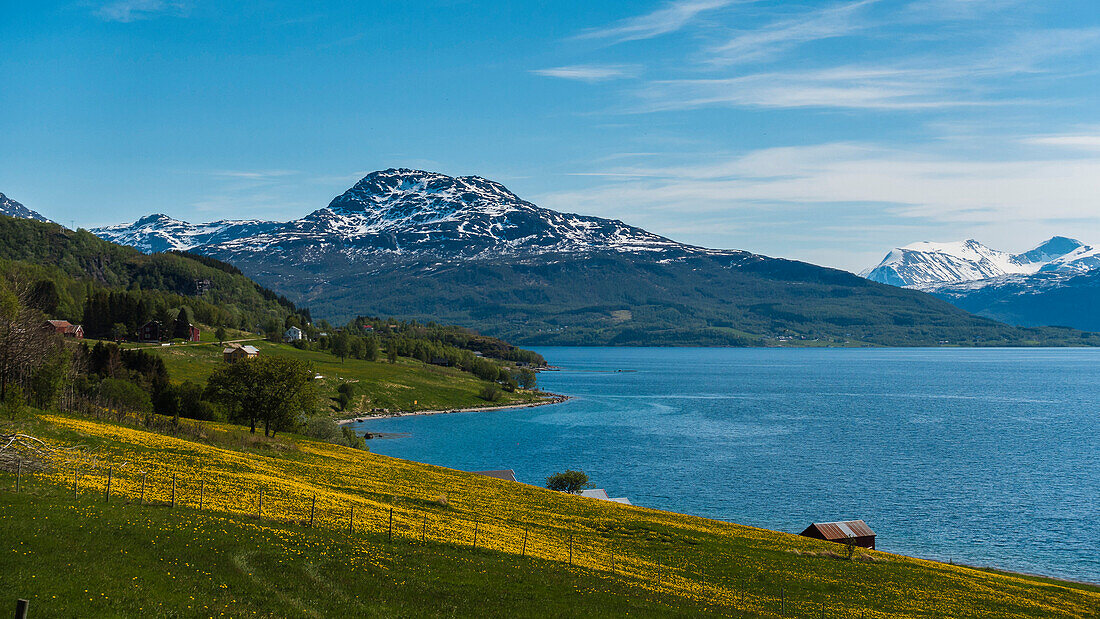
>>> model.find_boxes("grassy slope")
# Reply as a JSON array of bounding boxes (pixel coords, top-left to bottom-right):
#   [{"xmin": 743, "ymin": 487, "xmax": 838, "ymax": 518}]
[
  {"xmin": 135, "ymin": 340, "xmax": 542, "ymax": 412},
  {"xmin": 1, "ymin": 412, "xmax": 1096, "ymax": 618}
]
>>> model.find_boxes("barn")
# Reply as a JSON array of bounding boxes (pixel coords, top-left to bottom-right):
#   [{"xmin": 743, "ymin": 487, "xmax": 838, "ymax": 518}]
[{"xmin": 799, "ymin": 520, "xmax": 875, "ymax": 550}]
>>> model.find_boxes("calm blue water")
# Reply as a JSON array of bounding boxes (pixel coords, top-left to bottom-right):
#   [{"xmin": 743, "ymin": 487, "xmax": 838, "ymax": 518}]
[{"xmin": 352, "ymin": 347, "xmax": 1100, "ymax": 583}]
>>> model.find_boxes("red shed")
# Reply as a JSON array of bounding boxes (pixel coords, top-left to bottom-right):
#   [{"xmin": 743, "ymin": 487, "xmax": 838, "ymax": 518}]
[{"xmin": 799, "ymin": 520, "xmax": 875, "ymax": 550}]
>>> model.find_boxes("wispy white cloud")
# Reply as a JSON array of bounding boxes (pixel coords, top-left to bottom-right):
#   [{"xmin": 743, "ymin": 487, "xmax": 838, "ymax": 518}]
[
  {"xmin": 537, "ymin": 141, "xmax": 1100, "ymax": 238},
  {"xmin": 95, "ymin": 0, "xmax": 189, "ymax": 22},
  {"xmin": 532, "ymin": 64, "xmax": 641, "ymax": 82},
  {"xmin": 707, "ymin": 0, "xmax": 878, "ymax": 65},
  {"xmin": 578, "ymin": 0, "xmax": 741, "ymax": 43},
  {"xmin": 1022, "ymin": 134, "xmax": 1100, "ymax": 150},
  {"xmin": 635, "ymin": 65, "xmax": 989, "ymax": 111}
]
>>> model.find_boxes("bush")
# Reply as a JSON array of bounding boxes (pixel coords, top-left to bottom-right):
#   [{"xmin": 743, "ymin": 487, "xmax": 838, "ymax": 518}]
[
  {"xmin": 546, "ymin": 470, "xmax": 592, "ymax": 494},
  {"xmin": 480, "ymin": 383, "xmax": 501, "ymax": 402},
  {"xmin": 2, "ymin": 385, "xmax": 26, "ymax": 419}
]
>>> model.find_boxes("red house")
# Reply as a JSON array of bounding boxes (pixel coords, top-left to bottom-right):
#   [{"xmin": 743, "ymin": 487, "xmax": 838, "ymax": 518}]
[
  {"xmin": 187, "ymin": 324, "xmax": 201, "ymax": 342},
  {"xmin": 799, "ymin": 520, "xmax": 876, "ymax": 550},
  {"xmin": 46, "ymin": 320, "xmax": 84, "ymax": 338}
]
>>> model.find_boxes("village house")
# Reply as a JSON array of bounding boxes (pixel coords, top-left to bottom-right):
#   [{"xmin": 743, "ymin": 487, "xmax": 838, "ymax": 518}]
[
  {"xmin": 799, "ymin": 520, "xmax": 876, "ymax": 550},
  {"xmin": 184, "ymin": 324, "xmax": 200, "ymax": 342},
  {"xmin": 284, "ymin": 326, "xmax": 304, "ymax": 342},
  {"xmin": 138, "ymin": 320, "xmax": 162, "ymax": 342},
  {"xmin": 46, "ymin": 319, "xmax": 84, "ymax": 338},
  {"xmin": 223, "ymin": 344, "xmax": 260, "ymax": 363},
  {"xmin": 580, "ymin": 489, "xmax": 632, "ymax": 505}
]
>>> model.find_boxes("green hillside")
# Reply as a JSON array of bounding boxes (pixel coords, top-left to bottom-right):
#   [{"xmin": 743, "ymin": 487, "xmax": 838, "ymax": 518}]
[
  {"xmin": 275, "ymin": 253, "xmax": 1100, "ymax": 347},
  {"xmin": 0, "ymin": 214, "xmax": 307, "ymax": 335},
  {"xmin": 139, "ymin": 339, "xmax": 545, "ymax": 413},
  {"xmin": 1, "ymin": 410, "xmax": 1096, "ymax": 617}
]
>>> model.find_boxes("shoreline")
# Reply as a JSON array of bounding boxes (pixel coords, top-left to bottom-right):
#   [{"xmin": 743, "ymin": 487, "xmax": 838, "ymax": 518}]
[{"xmin": 335, "ymin": 393, "xmax": 570, "ymax": 425}]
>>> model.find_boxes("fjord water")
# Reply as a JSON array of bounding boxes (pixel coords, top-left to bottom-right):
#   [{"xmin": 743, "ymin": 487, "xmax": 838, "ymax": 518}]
[{"xmin": 353, "ymin": 347, "xmax": 1100, "ymax": 583}]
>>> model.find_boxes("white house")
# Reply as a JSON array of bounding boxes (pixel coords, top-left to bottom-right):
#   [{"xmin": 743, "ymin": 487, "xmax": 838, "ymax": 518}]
[
  {"xmin": 580, "ymin": 489, "xmax": 632, "ymax": 505},
  {"xmin": 284, "ymin": 326, "xmax": 304, "ymax": 342}
]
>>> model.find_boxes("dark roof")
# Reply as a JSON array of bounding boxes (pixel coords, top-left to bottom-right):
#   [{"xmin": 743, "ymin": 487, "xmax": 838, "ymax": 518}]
[
  {"xmin": 801, "ymin": 520, "xmax": 875, "ymax": 540},
  {"xmin": 471, "ymin": 469, "xmax": 517, "ymax": 482}
]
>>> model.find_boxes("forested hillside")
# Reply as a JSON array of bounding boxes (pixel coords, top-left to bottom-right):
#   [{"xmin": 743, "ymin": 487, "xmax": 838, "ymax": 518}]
[{"xmin": 0, "ymin": 215, "xmax": 308, "ymax": 337}]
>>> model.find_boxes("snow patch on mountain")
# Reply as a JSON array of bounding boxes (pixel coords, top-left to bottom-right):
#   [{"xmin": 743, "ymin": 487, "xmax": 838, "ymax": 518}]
[{"xmin": 0, "ymin": 193, "xmax": 52, "ymax": 223}]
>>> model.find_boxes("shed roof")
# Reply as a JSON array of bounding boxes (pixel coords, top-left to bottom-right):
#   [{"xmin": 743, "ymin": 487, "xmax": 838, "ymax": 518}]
[
  {"xmin": 803, "ymin": 520, "xmax": 875, "ymax": 540},
  {"xmin": 471, "ymin": 469, "xmax": 517, "ymax": 482},
  {"xmin": 47, "ymin": 320, "xmax": 72, "ymax": 328},
  {"xmin": 580, "ymin": 489, "xmax": 610, "ymax": 500}
]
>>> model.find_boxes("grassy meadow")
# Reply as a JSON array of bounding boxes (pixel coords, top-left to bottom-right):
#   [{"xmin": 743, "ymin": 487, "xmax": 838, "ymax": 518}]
[
  {"xmin": 1, "ymin": 410, "xmax": 1097, "ymax": 618},
  {"xmin": 131, "ymin": 339, "xmax": 545, "ymax": 413}
]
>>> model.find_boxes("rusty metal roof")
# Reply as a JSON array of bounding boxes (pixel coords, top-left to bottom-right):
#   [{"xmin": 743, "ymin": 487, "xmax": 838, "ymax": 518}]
[{"xmin": 806, "ymin": 520, "xmax": 875, "ymax": 540}]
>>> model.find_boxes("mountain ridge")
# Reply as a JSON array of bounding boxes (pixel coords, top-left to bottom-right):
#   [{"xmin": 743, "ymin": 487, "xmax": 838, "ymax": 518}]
[
  {"xmin": 53, "ymin": 169, "xmax": 1100, "ymax": 346},
  {"xmin": 863, "ymin": 237, "xmax": 1097, "ymax": 288}
]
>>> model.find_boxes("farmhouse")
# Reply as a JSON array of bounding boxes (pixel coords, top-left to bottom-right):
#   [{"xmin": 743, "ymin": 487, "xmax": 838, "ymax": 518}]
[
  {"xmin": 139, "ymin": 320, "xmax": 163, "ymax": 342},
  {"xmin": 46, "ymin": 320, "xmax": 84, "ymax": 338},
  {"xmin": 799, "ymin": 520, "xmax": 876, "ymax": 550},
  {"xmin": 223, "ymin": 344, "xmax": 260, "ymax": 363},
  {"xmin": 284, "ymin": 326, "xmax": 304, "ymax": 342}
]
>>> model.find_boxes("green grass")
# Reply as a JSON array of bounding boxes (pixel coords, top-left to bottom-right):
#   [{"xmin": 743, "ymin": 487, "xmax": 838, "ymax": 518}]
[
  {"xmin": 2, "ymin": 411, "xmax": 1098, "ymax": 618},
  {"xmin": 137, "ymin": 340, "xmax": 543, "ymax": 413},
  {"xmin": 0, "ymin": 492, "xmax": 711, "ymax": 618}
]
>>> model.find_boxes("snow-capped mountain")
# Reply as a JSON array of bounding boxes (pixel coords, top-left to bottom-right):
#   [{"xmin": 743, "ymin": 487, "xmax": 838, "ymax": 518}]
[
  {"xmin": 862, "ymin": 236, "xmax": 1100, "ymax": 331},
  {"xmin": 94, "ymin": 169, "xmax": 707, "ymax": 262},
  {"xmin": 92, "ymin": 214, "xmax": 280, "ymax": 254},
  {"xmin": 0, "ymin": 192, "xmax": 52, "ymax": 223},
  {"xmin": 863, "ymin": 237, "xmax": 1095, "ymax": 288}
]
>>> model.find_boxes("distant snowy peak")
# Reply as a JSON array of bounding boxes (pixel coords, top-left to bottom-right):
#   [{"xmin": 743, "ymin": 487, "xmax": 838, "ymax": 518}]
[
  {"xmin": 91, "ymin": 213, "xmax": 280, "ymax": 253},
  {"xmin": 97, "ymin": 168, "xmax": 711, "ymax": 261},
  {"xmin": 864, "ymin": 237, "xmax": 1094, "ymax": 287},
  {"xmin": 0, "ymin": 193, "xmax": 52, "ymax": 223}
]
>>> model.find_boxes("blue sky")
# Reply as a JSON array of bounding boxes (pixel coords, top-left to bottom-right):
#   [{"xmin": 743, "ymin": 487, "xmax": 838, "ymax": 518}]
[{"xmin": 2, "ymin": 0, "xmax": 1099, "ymax": 271}]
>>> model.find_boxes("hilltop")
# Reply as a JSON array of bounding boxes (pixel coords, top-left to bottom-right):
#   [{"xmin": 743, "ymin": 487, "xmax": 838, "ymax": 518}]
[{"xmin": 87, "ymin": 170, "xmax": 1100, "ymax": 347}]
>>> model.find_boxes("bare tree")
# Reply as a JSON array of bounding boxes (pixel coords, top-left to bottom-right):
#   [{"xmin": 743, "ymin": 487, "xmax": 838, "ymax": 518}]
[{"xmin": 0, "ymin": 280, "xmax": 60, "ymax": 401}]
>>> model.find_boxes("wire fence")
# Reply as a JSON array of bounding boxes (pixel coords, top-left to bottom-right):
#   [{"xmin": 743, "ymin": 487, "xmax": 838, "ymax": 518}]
[{"xmin": 4, "ymin": 457, "xmax": 880, "ymax": 618}]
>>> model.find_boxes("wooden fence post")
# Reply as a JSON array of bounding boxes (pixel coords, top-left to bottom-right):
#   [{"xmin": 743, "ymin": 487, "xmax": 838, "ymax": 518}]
[
  {"xmin": 310, "ymin": 493, "xmax": 316, "ymax": 528},
  {"xmin": 656, "ymin": 557, "xmax": 662, "ymax": 587},
  {"xmin": 781, "ymin": 586, "xmax": 785, "ymax": 615},
  {"xmin": 522, "ymin": 526, "xmax": 528, "ymax": 557},
  {"xmin": 171, "ymin": 474, "xmax": 177, "ymax": 508},
  {"xmin": 106, "ymin": 467, "xmax": 112, "ymax": 502},
  {"xmin": 611, "ymin": 547, "xmax": 616, "ymax": 575},
  {"xmin": 701, "ymin": 565, "xmax": 705, "ymax": 597},
  {"xmin": 421, "ymin": 514, "xmax": 426, "ymax": 542},
  {"xmin": 15, "ymin": 598, "xmax": 29, "ymax": 619},
  {"xmin": 140, "ymin": 473, "xmax": 147, "ymax": 505},
  {"xmin": 73, "ymin": 470, "xmax": 78, "ymax": 496}
]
